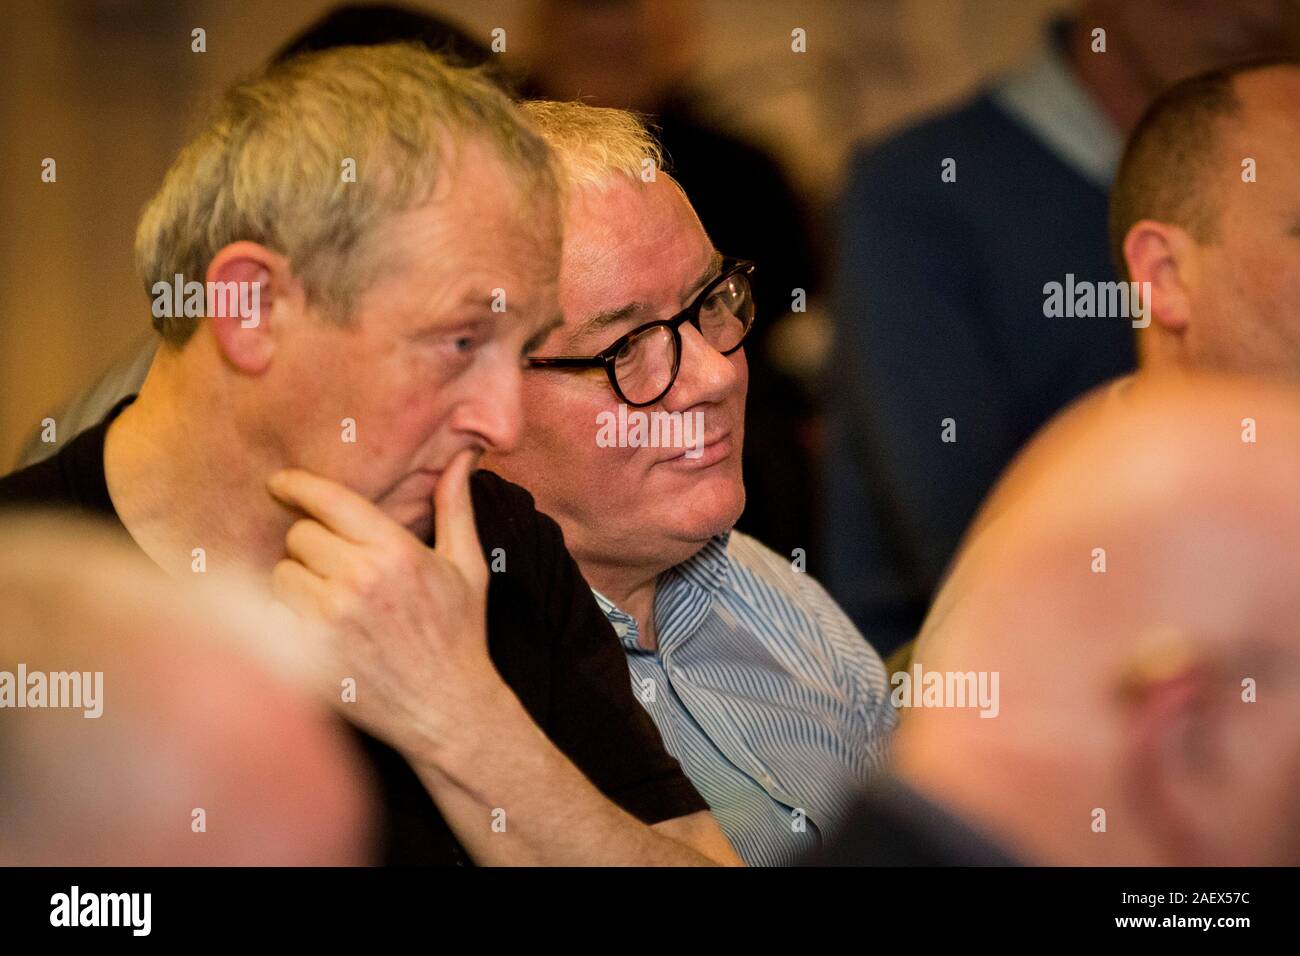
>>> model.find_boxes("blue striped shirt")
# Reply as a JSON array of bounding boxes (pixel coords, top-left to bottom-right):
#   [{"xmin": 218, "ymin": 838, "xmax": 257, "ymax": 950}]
[{"xmin": 593, "ymin": 531, "xmax": 896, "ymax": 866}]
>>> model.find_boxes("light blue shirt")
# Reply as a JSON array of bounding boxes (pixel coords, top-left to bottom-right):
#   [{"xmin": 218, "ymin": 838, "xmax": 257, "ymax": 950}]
[{"xmin": 594, "ymin": 531, "xmax": 896, "ymax": 866}]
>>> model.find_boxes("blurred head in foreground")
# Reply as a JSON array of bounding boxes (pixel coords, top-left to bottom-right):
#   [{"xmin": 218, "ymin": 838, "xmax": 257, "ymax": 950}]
[
  {"xmin": 894, "ymin": 374, "xmax": 1300, "ymax": 865},
  {"xmin": 0, "ymin": 515, "xmax": 375, "ymax": 865}
]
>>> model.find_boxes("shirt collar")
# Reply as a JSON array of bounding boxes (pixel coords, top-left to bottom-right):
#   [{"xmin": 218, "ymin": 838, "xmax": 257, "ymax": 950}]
[
  {"xmin": 668, "ymin": 530, "xmax": 732, "ymax": 595},
  {"xmin": 990, "ymin": 17, "xmax": 1122, "ymax": 189},
  {"xmin": 592, "ymin": 531, "xmax": 733, "ymax": 654},
  {"xmin": 591, "ymin": 589, "xmax": 642, "ymax": 650}
]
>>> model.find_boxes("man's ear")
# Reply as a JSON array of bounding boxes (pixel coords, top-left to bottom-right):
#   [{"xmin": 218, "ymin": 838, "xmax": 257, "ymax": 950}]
[
  {"xmin": 1123, "ymin": 220, "xmax": 1196, "ymax": 334},
  {"xmin": 1122, "ymin": 654, "xmax": 1226, "ymax": 865},
  {"xmin": 204, "ymin": 241, "xmax": 305, "ymax": 374}
]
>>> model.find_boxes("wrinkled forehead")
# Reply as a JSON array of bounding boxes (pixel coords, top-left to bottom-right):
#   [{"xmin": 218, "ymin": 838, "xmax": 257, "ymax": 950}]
[{"xmin": 388, "ymin": 147, "xmax": 563, "ymax": 277}]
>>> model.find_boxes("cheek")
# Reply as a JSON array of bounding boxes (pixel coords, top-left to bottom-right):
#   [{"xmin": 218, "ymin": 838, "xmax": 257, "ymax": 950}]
[
  {"xmin": 509, "ymin": 381, "xmax": 605, "ymax": 488},
  {"xmin": 520, "ymin": 381, "xmax": 651, "ymax": 509},
  {"xmin": 357, "ymin": 380, "xmax": 454, "ymax": 468},
  {"xmin": 1234, "ymin": 248, "xmax": 1294, "ymax": 333},
  {"xmin": 521, "ymin": 377, "xmax": 595, "ymax": 453},
  {"xmin": 305, "ymin": 337, "xmax": 411, "ymax": 428}
]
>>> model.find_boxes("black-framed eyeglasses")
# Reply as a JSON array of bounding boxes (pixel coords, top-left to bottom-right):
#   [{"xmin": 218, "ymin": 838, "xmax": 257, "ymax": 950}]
[{"xmin": 527, "ymin": 257, "xmax": 756, "ymax": 407}]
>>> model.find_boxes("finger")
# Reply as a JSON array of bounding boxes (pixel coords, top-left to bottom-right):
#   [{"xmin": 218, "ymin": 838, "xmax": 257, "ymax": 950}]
[
  {"xmin": 284, "ymin": 518, "xmax": 363, "ymax": 580},
  {"xmin": 270, "ymin": 557, "xmax": 330, "ymax": 619},
  {"xmin": 433, "ymin": 448, "xmax": 485, "ymax": 577},
  {"xmin": 267, "ymin": 468, "xmax": 401, "ymax": 547}
]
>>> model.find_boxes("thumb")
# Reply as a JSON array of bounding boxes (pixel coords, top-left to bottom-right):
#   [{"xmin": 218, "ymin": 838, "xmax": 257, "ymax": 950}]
[{"xmin": 434, "ymin": 448, "xmax": 486, "ymax": 583}]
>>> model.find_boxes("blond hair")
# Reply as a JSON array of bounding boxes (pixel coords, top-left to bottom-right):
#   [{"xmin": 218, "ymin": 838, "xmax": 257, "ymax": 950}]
[
  {"xmin": 136, "ymin": 44, "xmax": 556, "ymax": 345},
  {"xmin": 518, "ymin": 99, "xmax": 664, "ymax": 195}
]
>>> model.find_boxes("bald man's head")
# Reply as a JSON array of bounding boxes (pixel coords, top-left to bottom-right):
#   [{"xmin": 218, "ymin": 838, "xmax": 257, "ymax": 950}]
[
  {"xmin": 901, "ymin": 374, "xmax": 1300, "ymax": 866},
  {"xmin": 1113, "ymin": 60, "xmax": 1300, "ymax": 380},
  {"xmin": 0, "ymin": 514, "xmax": 376, "ymax": 865}
]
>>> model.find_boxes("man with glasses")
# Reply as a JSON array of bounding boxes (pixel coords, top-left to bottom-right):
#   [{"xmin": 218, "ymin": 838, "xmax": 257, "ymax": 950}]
[
  {"xmin": 529, "ymin": 257, "xmax": 756, "ymax": 409},
  {"xmin": 481, "ymin": 100, "xmax": 897, "ymax": 866}
]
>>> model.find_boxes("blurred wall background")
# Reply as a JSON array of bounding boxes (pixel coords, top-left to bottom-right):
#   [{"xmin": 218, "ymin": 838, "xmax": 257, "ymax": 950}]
[{"xmin": 0, "ymin": 0, "xmax": 1068, "ymax": 468}]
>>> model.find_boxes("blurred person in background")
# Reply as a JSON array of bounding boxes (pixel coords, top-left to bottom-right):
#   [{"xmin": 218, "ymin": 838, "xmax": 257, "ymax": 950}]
[
  {"xmin": 483, "ymin": 101, "xmax": 894, "ymax": 866},
  {"xmin": 271, "ymin": 1, "xmax": 501, "ymax": 73},
  {"xmin": 821, "ymin": 373, "xmax": 1300, "ymax": 865},
  {"xmin": 0, "ymin": 514, "xmax": 375, "ymax": 866},
  {"xmin": 1113, "ymin": 59, "xmax": 1300, "ymax": 380},
  {"xmin": 823, "ymin": 0, "xmax": 1298, "ymax": 657}
]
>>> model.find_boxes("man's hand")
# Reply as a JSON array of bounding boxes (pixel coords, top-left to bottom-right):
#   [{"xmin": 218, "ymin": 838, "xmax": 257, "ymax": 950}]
[
  {"xmin": 265, "ymin": 452, "xmax": 739, "ymax": 865},
  {"xmin": 266, "ymin": 449, "xmax": 502, "ymax": 760}
]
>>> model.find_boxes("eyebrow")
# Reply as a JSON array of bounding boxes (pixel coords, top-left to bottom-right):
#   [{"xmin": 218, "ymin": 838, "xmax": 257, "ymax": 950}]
[{"xmin": 572, "ymin": 251, "xmax": 724, "ymax": 342}]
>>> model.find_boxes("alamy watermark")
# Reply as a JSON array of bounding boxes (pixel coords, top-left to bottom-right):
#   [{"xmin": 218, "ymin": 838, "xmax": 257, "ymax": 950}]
[
  {"xmin": 890, "ymin": 663, "xmax": 999, "ymax": 718},
  {"xmin": 0, "ymin": 664, "xmax": 103, "ymax": 718},
  {"xmin": 151, "ymin": 273, "xmax": 261, "ymax": 327},
  {"xmin": 1043, "ymin": 274, "xmax": 1150, "ymax": 329},
  {"xmin": 50, "ymin": 886, "xmax": 150, "ymax": 936},
  {"xmin": 596, "ymin": 404, "xmax": 705, "ymax": 459}
]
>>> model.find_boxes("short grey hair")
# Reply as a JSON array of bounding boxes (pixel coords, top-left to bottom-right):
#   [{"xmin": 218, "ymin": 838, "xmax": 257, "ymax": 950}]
[
  {"xmin": 518, "ymin": 99, "xmax": 664, "ymax": 194},
  {"xmin": 136, "ymin": 43, "xmax": 557, "ymax": 345}
]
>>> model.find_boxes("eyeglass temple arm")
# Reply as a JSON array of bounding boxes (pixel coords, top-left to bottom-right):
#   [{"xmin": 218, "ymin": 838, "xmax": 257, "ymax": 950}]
[{"xmin": 526, "ymin": 356, "xmax": 606, "ymax": 368}]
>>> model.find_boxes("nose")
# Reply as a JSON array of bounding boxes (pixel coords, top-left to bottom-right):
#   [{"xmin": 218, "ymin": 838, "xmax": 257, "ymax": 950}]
[
  {"xmin": 455, "ymin": 358, "xmax": 524, "ymax": 452},
  {"xmin": 660, "ymin": 321, "xmax": 743, "ymax": 412}
]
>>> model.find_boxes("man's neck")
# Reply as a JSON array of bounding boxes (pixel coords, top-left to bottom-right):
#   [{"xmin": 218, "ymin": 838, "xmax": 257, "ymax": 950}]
[
  {"xmin": 103, "ymin": 355, "xmax": 289, "ymax": 582},
  {"xmin": 577, "ymin": 534, "xmax": 720, "ymax": 652},
  {"xmin": 581, "ymin": 561, "xmax": 662, "ymax": 652}
]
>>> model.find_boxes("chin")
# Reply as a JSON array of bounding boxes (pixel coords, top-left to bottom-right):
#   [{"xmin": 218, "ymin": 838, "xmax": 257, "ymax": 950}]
[{"xmin": 668, "ymin": 479, "xmax": 745, "ymax": 542}]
